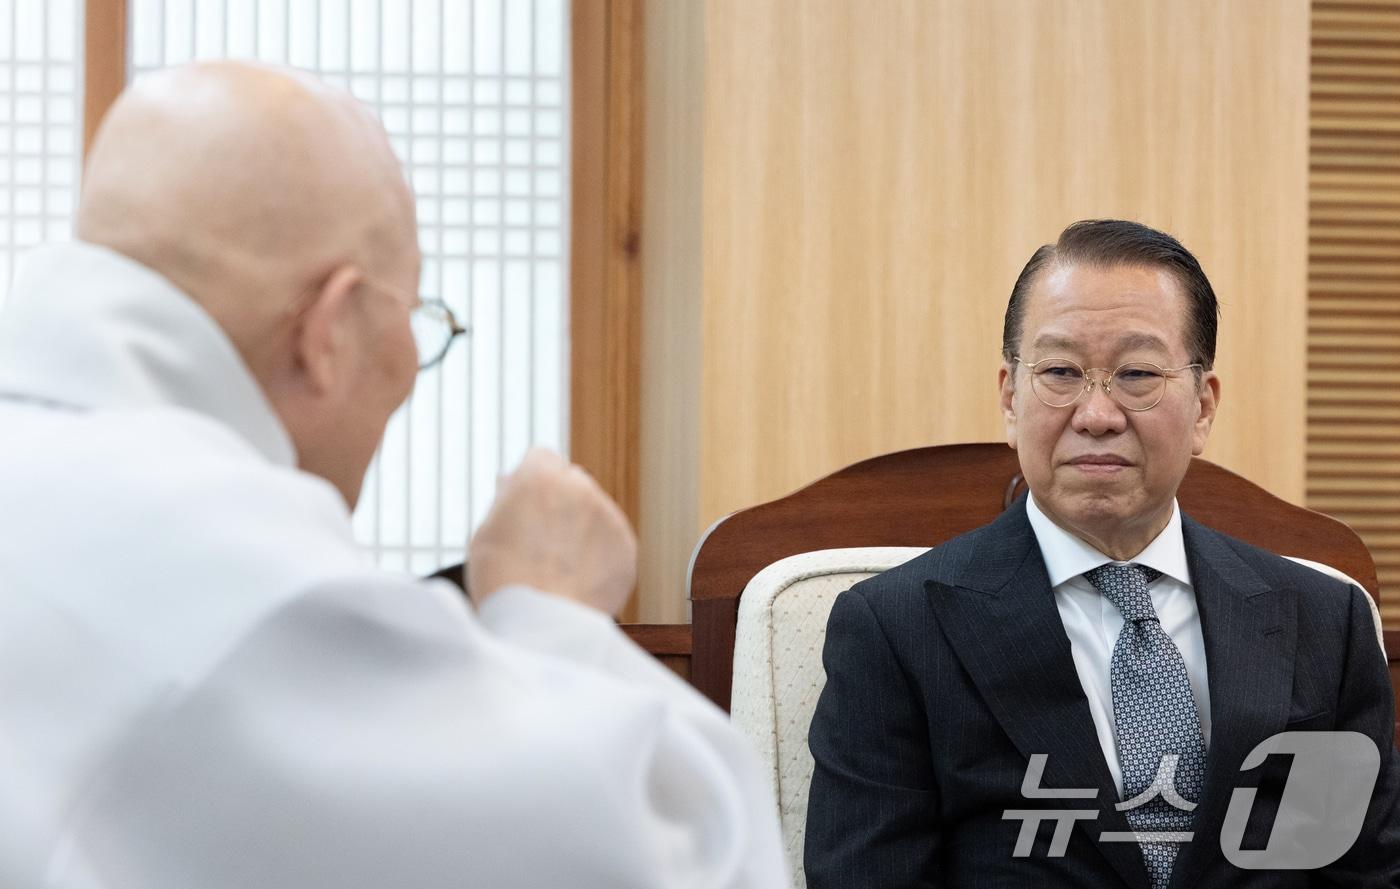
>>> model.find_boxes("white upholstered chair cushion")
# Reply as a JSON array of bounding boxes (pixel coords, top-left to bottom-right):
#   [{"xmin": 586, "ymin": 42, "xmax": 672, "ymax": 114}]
[
  {"xmin": 730, "ymin": 546, "xmax": 1387, "ymax": 889},
  {"xmin": 731, "ymin": 547, "xmax": 927, "ymax": 889}
]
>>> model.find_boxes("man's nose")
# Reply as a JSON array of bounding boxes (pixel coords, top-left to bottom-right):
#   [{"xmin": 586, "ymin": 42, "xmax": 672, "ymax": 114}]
[{"xmin": 1071, "ymin": 376, "xmax": 1128, "ymax": 436}]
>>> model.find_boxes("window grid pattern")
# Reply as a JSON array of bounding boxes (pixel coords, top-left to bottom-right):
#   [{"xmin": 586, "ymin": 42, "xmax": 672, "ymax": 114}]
[
  {"xmin": 0, "ymin": 0, "xmax": 82, "ymax": 307},
  {"xmin": 129, "ymin": 0, "xmax": 570, "ymax": 576}
]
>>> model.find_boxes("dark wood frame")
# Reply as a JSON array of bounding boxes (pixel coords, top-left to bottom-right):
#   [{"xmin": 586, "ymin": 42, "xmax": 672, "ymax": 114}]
[
  {"xmin": 683, "ymin": 443, "xmax": 1399, "ymax": 738},
  {"xmin": 620, "ymin": 622, "xmax": 691, "ymax": 680}
]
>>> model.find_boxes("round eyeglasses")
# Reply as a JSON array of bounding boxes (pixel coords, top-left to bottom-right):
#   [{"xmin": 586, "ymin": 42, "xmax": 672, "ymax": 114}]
[
  {"xmin": 1013, "ymin": 356, "xmax": 1202, "ymax": 412},
  {"xmin": 358, "ymin": 274, "xmax": 469, "ymax": 371},
  {"xmin": 408, "ymin": 298, "xmax": 468, "ymax": 370}
]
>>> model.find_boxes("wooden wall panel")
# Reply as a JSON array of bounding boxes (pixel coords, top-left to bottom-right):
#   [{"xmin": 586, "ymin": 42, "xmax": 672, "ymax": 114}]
[
  {"xmin": 699, "ymin": 0, "xmax": 1310, "ymax": 539},
  {"xmin": 1307, "ymin": 0, "xmax": 1400, "ymax": 626}
]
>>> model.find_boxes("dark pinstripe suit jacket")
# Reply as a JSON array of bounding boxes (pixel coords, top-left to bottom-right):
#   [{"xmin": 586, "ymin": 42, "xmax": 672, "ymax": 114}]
[{"xmin": 804, "ymin": 495, "xmax": 1400, "ymax": 888}]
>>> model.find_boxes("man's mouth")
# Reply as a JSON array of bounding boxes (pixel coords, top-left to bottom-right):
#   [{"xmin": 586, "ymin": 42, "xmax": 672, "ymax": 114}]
[{"xmin": 1067, "ymin": 454, "xmax": 1133, "ymax": 470}]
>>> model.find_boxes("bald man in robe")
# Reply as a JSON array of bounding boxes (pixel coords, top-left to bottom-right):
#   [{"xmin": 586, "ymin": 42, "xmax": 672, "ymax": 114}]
[{"xmin": 0, "ymin": 63, "xmax": 787, "ymax": 889}]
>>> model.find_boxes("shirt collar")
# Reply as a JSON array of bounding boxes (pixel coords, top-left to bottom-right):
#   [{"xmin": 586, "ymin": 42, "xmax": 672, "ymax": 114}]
[
  {"xmin": 0, "ymin": 241, "xmax": 297, "ymax": 467},
  {"xmin": 1025, "ymin": 491, "xmax": 1192, "ymax": 588}
]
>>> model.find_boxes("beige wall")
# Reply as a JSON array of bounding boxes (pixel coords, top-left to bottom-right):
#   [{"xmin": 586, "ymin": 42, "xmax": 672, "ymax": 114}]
[
  {"xmin": 638, "ymin": 0, "xmax": 1310, "ymax": 620},
  {"xmin": 637, "ymin": 0, "xmax": 703, "ymax": 622}
]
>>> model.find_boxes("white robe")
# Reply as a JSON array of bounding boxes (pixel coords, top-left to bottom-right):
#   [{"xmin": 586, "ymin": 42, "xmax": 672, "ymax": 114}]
[{"xmin": 0, "ymin": 243, "xmax": 789, "ymax": 889}]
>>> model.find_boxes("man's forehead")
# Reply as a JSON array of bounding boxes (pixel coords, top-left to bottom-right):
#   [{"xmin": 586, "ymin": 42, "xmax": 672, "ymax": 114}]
[
  {"xmin": 1035, "ymin": 261, "xmax": 1183, "ymax": 301},
  {"xmin": 1020, "ymin": 262, "xmax": 1190, "ymax": 353}
]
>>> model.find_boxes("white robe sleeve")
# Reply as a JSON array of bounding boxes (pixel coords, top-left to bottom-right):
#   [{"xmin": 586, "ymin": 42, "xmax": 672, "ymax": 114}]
[
  {"xmin": 59, "ymin": 575, "xmax": 790, "ymax": 889},
  {"xmin": 478, "ymin": 584, "xmax": 791, "ymax": 884},
  {"xmin": 476, "ymin": 584, "xmax": 721, "ymax": 706}
]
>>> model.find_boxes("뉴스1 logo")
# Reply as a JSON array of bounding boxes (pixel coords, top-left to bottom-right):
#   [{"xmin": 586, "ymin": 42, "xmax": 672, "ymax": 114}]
[{"xmin": 1000, "ymin": 731, "xmax": 1381, "ymax": 869}]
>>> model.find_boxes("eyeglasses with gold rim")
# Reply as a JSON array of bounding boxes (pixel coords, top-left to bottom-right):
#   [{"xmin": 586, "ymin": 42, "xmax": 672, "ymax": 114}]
[{"xmin": 1013, "ymin": 356, "xmax": 1202, "ymax": 412}]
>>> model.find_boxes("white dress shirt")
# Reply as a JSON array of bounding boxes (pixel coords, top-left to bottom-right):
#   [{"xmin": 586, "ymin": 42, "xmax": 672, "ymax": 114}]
[
  {"xmin": 0, "ymin": 242, "xmax": 788, "ymax": 889},
  {"xmin": 1025, "ymin": 493, "xmax": 1212, "ymax": 796}
]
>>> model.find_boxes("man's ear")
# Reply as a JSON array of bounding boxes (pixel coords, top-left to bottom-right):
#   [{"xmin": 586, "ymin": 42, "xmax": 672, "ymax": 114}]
[
  {"xmin": 1191, "ymin": 370, "xmax": 1221, "ymax": 456},
  {"xmin": 999, "ymin": 362, "xmax": 1018, "ymax": 450},
  {"xmin": 295, "ymin": 265, "xmax": 361, "ymax": 395}
]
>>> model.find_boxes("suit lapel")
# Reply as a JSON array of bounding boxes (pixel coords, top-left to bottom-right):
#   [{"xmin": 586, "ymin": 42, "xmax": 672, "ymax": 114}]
[
  {"xmin": 1166, "ymin": 517, "xmax": 1297, "ymax": 889},
  {"xmin": 928, "ymin": 497, "xmax": 1151, "ymax": 889}
]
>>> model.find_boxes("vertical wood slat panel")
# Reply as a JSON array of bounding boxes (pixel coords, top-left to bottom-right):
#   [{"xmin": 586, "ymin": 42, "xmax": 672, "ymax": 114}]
[
  {"xmin": 83, "ymin": 0, "xmax": 127, "ymax": 157},
  {"xmin": 1308, "ymin": 0, "xmax": 1400, "ymax": 626}
]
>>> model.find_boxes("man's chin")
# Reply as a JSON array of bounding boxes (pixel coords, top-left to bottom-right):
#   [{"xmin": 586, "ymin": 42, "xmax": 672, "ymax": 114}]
[
  {"xmin": 1050, "ymin": 490, "xmax": 1138, "ymax": 532},
  {"xmin": 1049, "ymin": 470, "xmax": 1132, "ymax": 501}
]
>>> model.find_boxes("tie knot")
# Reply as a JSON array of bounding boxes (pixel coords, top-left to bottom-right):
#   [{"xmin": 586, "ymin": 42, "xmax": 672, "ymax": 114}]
[{"xmin": 1084, "ymin": 563, "xmax": 1163, "ymax": 622}]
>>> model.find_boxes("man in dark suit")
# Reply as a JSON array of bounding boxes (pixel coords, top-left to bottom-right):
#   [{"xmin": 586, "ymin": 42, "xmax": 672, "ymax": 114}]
[{"xmin": 804, "ymin": 220, "xmax": 1400, "ymax": 888}]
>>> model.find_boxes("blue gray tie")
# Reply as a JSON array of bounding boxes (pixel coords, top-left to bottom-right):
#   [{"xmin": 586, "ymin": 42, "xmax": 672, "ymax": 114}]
[{"xmin": 1084, "ymin": 563, "xmax": 1207, "ymax": 889}]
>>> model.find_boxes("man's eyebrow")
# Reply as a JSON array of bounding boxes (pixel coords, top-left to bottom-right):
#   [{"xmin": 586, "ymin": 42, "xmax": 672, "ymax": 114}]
[
  {"xmin": 1112, "ymin": 332, "xmax": 1170, "ymax": 353},
  {"xmin": 1029, "ymin": 334, "xmax": 1079, "ymax": 353},
  {"xmin": 1028, "ymin": 331, "xmax": 1172, "ymax": 356}
]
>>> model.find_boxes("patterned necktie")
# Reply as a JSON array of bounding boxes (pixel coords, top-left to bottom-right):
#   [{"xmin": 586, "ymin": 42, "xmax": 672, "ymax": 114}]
[{"xmin": 1084, "ymin": 563, "xmax": 1207, "ymax": 889}]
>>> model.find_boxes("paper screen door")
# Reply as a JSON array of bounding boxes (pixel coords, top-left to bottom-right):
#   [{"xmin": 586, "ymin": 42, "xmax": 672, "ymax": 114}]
[
  {"xmin": 0, "ymin": 1, "xmax": 83, "ymax": 306},
  {"xmin": 128, "ymin": 0, "xmax": 571, "ymax": 575}
]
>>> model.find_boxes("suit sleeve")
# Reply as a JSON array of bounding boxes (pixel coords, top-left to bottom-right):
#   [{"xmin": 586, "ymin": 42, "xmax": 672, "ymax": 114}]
[
  {"xmin": 804, "ymin": 587, "xmax": 941, "ymax": 889},
  {"xmin": 1316, "ymin": 584, "xmax": 1400, "ymax": 887}
]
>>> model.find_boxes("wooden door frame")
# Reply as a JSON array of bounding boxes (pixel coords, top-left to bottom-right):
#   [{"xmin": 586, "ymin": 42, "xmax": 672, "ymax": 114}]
[
  {"xmin": 569, "ymin": 0, "xmax": 644, "ymax": 621},
  {"xmin": 83, "ymin": 0, "xmax": 125, "ymax": 155}
]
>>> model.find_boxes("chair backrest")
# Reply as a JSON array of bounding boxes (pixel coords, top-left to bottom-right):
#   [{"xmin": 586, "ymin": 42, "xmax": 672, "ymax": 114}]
[
  {"xmin": 730, "ymin": 546, "xmax": 1385, "ymax": 889},
  {"xmin": 689, "ymin": 442, "xmax": 1386, "ymax": 712},
  {"xmin": 730, "ymin": 546, "xmax": 924, "ymax": 888}
]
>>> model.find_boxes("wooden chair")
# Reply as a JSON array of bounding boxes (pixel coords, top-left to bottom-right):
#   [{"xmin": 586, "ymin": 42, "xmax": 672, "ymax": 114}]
[
  {"xmin": 434, "ymin": 442, "xmax": 1397, "ymax": 733},
  {"xmin": 685, "ymin": 442, "xmax": 1398, "ymax": 735}
]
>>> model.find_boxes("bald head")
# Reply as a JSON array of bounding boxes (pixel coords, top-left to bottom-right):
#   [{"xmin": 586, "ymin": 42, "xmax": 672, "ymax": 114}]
[
  {"xmin": 77, "ymin": 62, "xmax": 423, "ymax": 507},
  {"xmin": 78, "ymin": 62, "xmax": 417, "ymax": 355}
]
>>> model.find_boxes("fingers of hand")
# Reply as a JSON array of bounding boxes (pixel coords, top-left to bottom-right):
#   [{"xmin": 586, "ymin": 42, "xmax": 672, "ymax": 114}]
[{"xmin": 467, "ymin": 450, "xmax": 634, "ymax": 605}]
